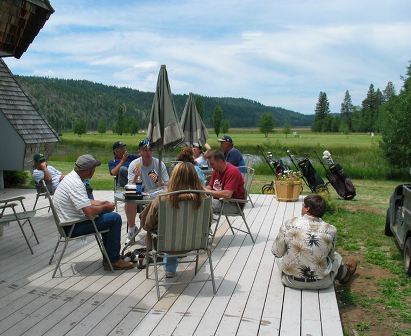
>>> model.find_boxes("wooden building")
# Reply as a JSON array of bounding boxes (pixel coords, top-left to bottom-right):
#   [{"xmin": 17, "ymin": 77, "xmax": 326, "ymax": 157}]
[
  {"xmin": 0, "ymin": 58, "xmax": 59, "ymax": 188},
  {"xmin": 0, "ymin": 0, "xmax": 54, "ymax": 59}
]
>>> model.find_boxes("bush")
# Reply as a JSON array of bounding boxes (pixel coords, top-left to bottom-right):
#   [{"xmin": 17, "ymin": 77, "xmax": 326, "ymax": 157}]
[{"xmin": 4, "ymin": 171, "xmax": 28, "ymax": 187}]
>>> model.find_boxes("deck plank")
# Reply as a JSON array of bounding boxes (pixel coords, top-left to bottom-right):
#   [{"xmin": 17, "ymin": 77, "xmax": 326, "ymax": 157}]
[{"xmin": 0, "ymin": 189, "xmax": 343, "ymax": 336}]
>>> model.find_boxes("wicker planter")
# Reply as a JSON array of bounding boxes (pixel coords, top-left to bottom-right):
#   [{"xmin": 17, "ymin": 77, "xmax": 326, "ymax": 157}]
[{"xmin": 274, "ymin": 179, "xmax": 303, "ymax": 202}]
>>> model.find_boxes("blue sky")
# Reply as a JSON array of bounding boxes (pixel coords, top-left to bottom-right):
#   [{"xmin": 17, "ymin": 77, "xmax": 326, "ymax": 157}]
[{"xmin": 4, "ymin": 0, "xmax": 411, "ymax": 114}]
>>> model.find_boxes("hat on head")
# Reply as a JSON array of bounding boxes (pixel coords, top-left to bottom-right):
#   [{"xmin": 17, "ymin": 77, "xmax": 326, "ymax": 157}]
[
  {"xmin": 112, "ymin": 141, "xmax": 126, "ymax": 150},
  {"xmin": 217, "ymin": 135, "xmax": 233, "ymax": 144},
  {"xmin": 33, "ymin": 153, "xmax": 46, "ymax": 163},
  {"xmin": 75, "ymin": 154, "xmax": 101, "ymax": 171},
  {"xmin": 138, "ymin": 138, "xmax": 151, "ymax": 150}
]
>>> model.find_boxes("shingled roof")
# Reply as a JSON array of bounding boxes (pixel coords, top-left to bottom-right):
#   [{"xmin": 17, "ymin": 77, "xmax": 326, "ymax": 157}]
[
  {"xmin": 0, "ymin": 0, "xmax": 54, "ymax": 59},
  {"xmin": 0, "ymin": 58, "xmax": 59, "ymax": 144}
]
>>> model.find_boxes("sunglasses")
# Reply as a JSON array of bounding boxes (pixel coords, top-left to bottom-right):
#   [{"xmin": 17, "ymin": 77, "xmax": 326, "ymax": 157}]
[{"xmin": 139, "ymin": 139, "xmax": 151, "ymax": 149}]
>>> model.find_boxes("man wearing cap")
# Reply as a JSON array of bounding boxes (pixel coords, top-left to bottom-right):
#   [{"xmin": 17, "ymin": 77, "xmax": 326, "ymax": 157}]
[
  {"xmin": 108, "ymin": 141, "xmax": 139, "ymax": 187},
  {"xmin": 32, "ymin": 153, "xmax": 64, "ymax": 193},
  {"xmin": 53, "ymin": 154, "xmax": 133, "ymax": 270},
  {"xmin": 125, "ymin": 138, "xmax": 169, "ymax": 244},
  {"xmin": 217, "ymin": 135, "xmax": 245, "ymax": 168}
]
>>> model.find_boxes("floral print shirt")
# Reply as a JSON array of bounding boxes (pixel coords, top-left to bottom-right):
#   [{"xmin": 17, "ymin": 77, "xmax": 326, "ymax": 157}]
[{"xmin": 271, "ymin": 214, "xmax": 337, "ymax": 280}]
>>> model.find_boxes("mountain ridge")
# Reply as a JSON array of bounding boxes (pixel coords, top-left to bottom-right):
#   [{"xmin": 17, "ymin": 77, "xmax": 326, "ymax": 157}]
[{"xmin": 16, "ymin": 75, "xmax": 314, "ymax": 132}]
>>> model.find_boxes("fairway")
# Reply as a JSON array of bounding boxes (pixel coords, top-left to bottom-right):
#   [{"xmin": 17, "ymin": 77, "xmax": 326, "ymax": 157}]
[{"xmin": 61, "ymin": 131, "xmax": 380, "ymax": 149}]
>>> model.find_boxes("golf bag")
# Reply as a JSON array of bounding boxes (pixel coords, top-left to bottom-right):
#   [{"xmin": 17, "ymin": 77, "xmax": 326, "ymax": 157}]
[
  {"xmin": 258, "ymin": 146, "xmax": 290, "ymax": 194},
  {"xmin": 286, "ymin": 149, "xmax": 328, "ymax": 193},
  {"xmin": 317, "ymin": 150, "xmax": 356, "ymax": 200},
  {"xmin": 257, "ymin": 146, "xmax": 290, "ymax": 176}
]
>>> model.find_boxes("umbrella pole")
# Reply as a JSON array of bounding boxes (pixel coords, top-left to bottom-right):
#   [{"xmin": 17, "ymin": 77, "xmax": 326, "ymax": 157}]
[{"xmin": 158, "ymin": 149, "xmax": 163, "ymax": 185}]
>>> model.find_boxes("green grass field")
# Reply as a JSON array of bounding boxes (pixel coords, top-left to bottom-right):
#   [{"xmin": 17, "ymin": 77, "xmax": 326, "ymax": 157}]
[{"xmin": 52, "ymin": 131, "xmax": 407, "ymax": 180}]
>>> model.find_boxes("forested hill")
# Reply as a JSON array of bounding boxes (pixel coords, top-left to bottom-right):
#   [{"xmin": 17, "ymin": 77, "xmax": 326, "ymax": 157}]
[{"xmin": 16, "ymin": 76, "xmax": 314, "ymax": 132}]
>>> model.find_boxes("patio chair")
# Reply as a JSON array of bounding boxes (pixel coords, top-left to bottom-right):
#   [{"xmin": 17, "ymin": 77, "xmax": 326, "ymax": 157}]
[
  {"xmin": 242, "ymin": 154, "xmax": 254, "ymax": 167},
  {"xmin": 32, "ymin": 179, "xmax": 52, "ymax": 212},
  {"xmin": 0, "ymin": 196, "xmax": 38, "ymax": 254},
  {"xmin": 211, "ymin": 183, "xmax": 255, "ymax": 244},
  {"xmin": 45, "ymin": 181, "xmax": 114, "ymax": 277},
  {"xmin": 239, "ymin": 166, "xmax": 255, "ymax": 207},
  {"xmin": 145, "ymin": 190, "xmax": 216, "ymax": 300}
]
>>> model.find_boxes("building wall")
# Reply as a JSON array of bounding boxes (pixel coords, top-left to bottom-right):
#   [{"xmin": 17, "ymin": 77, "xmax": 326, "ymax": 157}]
[{"xmin": 0, "ymin": 112, "xmax": 25, "ymax": 170}]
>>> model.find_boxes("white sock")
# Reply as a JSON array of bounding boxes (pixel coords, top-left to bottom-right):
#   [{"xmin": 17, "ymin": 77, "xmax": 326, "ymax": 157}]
[{"xmin": 128, "ymin": 225, "xmax": 136, "ymax": 237}]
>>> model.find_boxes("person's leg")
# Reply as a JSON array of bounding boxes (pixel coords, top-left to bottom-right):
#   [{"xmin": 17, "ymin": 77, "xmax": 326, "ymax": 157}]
[
  {"xmin": 212, "ymin": 199, "xmax": 222, "ymax": 213},
  {"xmin": 118, "ymin": 166, "xmax": 128, "ymax": 187},
  {"xmin": 334, "ymin": 252, "xmax": 357, "ymax": 283},
  {"xmin": 94, "ymin": 212, "xmax": 122, "ymax": 262},
  {"xmin": 163, "ymin": 255, "xmax": 178, "ymax": 276},
  {"xmin": 125, "ymin": 202, "xmax": 139, "ymax": 244}
]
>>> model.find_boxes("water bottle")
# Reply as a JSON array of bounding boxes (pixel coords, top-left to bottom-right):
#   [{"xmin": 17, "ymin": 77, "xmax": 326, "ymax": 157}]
[{"xmin": 136, "ymin": 175, "xmax": 143, "ymax": 195}]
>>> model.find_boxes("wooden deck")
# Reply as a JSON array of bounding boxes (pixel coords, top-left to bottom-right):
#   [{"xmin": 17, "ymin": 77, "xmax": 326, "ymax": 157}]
[{"xmin": 0, "ymin": 188, "xmax": 343, "ymax": 336}]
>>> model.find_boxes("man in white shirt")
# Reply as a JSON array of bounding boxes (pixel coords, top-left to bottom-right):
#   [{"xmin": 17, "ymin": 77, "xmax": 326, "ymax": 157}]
[
  {"xmin": 125, "ymin": 138, "xmax": 169, "ymax": 244},
  {"xmin": 32, "ymin": 153, "xmax": 64, "ymax": 193},
  {"xmin": 53, "ymin": 154, "xmax": 133, "ymax": 270}
]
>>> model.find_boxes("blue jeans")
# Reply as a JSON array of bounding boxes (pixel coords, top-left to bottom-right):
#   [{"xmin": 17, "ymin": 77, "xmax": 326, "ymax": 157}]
[
  {"xmin": 163, "ymin": 255, "xmax": 178, "ymax": 273},
  {"xmin": 117, "ymin": 166, "xmax": 129, "ymax": 187},
  {"xmin": 64, "ymin": 212, "xmax": 122, "ymax": 262}
]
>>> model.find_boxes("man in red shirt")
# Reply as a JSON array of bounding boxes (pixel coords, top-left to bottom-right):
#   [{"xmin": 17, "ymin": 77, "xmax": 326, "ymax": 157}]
[{"xmin": 205, "ymin": 150, "xmax": 245, "ymax": 213}]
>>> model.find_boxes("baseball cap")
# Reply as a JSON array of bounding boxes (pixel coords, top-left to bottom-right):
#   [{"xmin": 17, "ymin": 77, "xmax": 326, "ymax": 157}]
[
  {"xmin": 217, "ymin": 135, "xmax": 233, "ymax": 143},
  {"xmin": 112, "ymin": 141, "xmax": 126, "ymax": 150},
  {"xmin": 33, "ymin": 153, "xmax": 46, "ymax": 163},
  {"xmin": 138, "ymin": 138, "xmax": 151, "ymax": 150},
  {"xmin": 75, "ymin": 154, "xmax": 101, "ymax": 171}
]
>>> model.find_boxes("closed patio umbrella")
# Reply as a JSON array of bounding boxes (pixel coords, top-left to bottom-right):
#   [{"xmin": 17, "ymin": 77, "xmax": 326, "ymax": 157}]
[
  {"xmin": 147, "ymin": 65, "xmax": 184, "ymax": 183},
  {"xmin": 180, "ymin": 92, "xmax": 209, "ymax": 147}
]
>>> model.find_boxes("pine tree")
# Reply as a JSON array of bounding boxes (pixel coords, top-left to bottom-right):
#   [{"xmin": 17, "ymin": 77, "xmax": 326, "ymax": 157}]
[
  {"xmin": 340, "ymin": 90, "xmax": 353, "ymax": 130},
  {"xmin": 382, "ymin": 81, "xmax": 396, "ymax": 102},
  {"xmin": 381, "ymin": 61, "xmax": 411, "ymax": 167},
  {"xmin": 212, "ymin": 105, "xmax": 223, "ymax": 136},
  {"xmin": 360, "ymin": 84, "xmax": 380, "ymax": 132},
  {"xmin": 312, "ymin": 91, "xmax": 330, "ymax": 132}
]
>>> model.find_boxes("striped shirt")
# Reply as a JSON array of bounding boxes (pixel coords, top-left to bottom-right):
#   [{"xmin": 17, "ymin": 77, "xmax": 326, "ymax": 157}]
[{"xmin": 53, "ymin": 170, "xmax": 91, "ymax": 222}]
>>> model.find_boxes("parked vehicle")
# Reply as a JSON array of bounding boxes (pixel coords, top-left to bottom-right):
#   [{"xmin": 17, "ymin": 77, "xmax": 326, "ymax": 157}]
[{"xmin": 385, "ymin": 183, "xmax": 411, "ymax": 276}]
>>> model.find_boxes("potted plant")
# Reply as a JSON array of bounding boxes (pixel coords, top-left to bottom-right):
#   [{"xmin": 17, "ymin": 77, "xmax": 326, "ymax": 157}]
[{"xmin": 274, "ymin": 170, "xmax": 303, "ymax": 202}]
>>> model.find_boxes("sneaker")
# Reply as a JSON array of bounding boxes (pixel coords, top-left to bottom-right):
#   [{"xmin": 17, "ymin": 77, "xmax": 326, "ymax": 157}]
[
  {"xmin": 103, "ymin": 259, "xmax": 134, "ymax": 271},
  {"xmin": 339, "ymin": 259, "xmax": 358, "ymax": 284},
  {"xmin": 165, "ymin": 271, "xmax": 176, "ymax": 278}
]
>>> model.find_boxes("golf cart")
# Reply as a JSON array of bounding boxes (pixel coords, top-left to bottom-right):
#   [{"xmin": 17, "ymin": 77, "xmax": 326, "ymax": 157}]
[{"xmin": 385, "ymin": 181, "xmax": 411, "ymax": 276}]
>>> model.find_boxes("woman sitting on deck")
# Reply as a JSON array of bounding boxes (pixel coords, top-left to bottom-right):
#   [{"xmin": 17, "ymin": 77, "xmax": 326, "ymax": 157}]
[{"xmin": 140, "ymin": 161, "xmax": 205, "ymax": 278}]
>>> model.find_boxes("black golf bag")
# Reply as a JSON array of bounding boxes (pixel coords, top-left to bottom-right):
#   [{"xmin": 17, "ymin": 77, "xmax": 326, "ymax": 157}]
[
  {"xmin": 286, "ymin": 150, "xmax": 328, "ymax": 193},
  {"xmin": 257, "ymin": 146, "xmax": 290, "ymax": 176},
  {"xmin": 258, "ymin": 146, "xmax": 290, "ymax": 194},
  {"xmin": 317, "ymin": 151, "xmax": 356, "ymax": 200}
]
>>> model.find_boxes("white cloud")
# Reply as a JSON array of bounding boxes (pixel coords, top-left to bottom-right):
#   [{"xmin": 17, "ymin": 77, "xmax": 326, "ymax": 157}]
[{"xmin": 4, "ymin": 0, "xmax": 411, "ymax": 114}]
